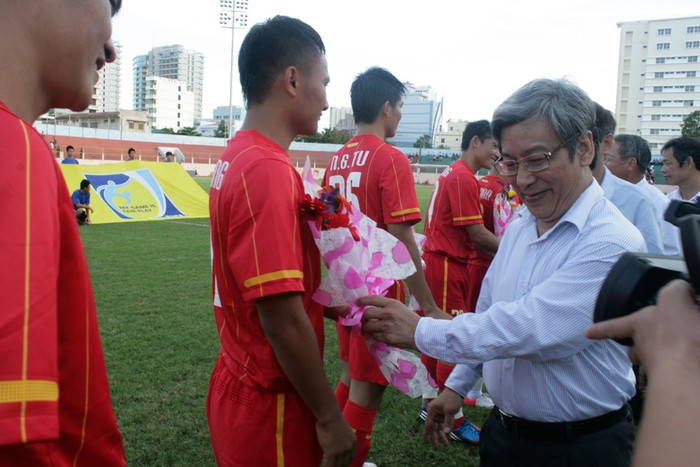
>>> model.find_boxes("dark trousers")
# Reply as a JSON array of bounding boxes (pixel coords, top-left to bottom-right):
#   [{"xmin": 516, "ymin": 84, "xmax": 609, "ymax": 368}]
[{"xmin": 480, "ymin": 407, "xmax": 635, "ymax": 467}]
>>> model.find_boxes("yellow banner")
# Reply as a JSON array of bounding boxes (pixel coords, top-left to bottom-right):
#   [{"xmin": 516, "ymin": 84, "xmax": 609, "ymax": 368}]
[{"xmin": 60, "ymin": 161, "xmax": 209, "ymax": 224}]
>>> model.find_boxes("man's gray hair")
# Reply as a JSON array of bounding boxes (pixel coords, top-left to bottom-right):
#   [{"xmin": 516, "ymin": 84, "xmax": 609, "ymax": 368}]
[
  {"xmin": 614, "ymin": 134, "xmax": 652, "ymax": 174},
  {"xmin": 492, "ymin": 78, "xmax": 596, "ymax": 160}
]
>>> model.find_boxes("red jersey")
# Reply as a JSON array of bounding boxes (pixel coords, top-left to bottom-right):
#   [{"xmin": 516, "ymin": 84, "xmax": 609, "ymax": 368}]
[
  {"xmin": 470, "ymin": 175, "xmax": 522, "ymax": 267},
  {"xmin": 0, "ymin": 101, "xmax": 125, "ymax": 465},
  {"xmin": 423, "ymin": 160, "xmax": 482, "ymax": 263},
  {"xmin": 323, "ymin": 135, "xmax": 421, "ymax": 228},
  {"xmin": 209, "ymin": 130, "xmax": 323, "ymax": 392}
]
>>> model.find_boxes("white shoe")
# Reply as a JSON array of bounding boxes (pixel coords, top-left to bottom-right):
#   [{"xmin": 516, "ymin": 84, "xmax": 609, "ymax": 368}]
[
  {"xmin": 475, "ymin": 394, "xmax": 494, "ymax": 409},
  {"xmin": 363, "ymin": 462, "xmax": 377, "ymax": 467}
]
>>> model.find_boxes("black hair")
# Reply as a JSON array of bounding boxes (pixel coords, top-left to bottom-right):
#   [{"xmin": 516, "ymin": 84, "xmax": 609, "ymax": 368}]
[
  {"xmin": 128, "ymin": 147, "xmax": 135, "ymax": 153},
  {"xmin": 80, "ymin": 179, "xmax": 91, "ymax": 190},
  {"xmin": 350, "ymin": 67, "xmax": 406, "ymax": 124},
  {"xmin": 238, "ymin": 16, "xmax": 325, "ymax": 106},
  {"xmin": 460, "ymin": 120, "xmax": 493, "ymax": 151},
  {"xmin": 591, "ymin": 103, "xmax": 616, "ymax": 169},
  {"xmin": 66, "ymin": 145, "xmax": 75, "ymax": 152},
  {"xmin": 662, "ymin": 137, "xmax": 700, "ymax": 172}
]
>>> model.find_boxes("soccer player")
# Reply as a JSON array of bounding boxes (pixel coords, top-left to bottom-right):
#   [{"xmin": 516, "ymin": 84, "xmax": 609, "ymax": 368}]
[
  {"xmin": 323, "ymin": 67, "xmax": 447, "ymax": 466},
  {"xmin": 61, "ymin": 145, "xmax": 79, "ymax": 164},
  {"xmin": 207, "ymin": 16, "xmax": 355, "ymax": 467},
  {"xmin": 420, "ymin": 120, "xmax": 501, "ymax": 443},
  {"xmin": 0, "ymin": 0, "xmax": 125, "ymax": 464},
  {"xmin": 72, "ymin": 179, "xmax": 95, "ymax": 225}
]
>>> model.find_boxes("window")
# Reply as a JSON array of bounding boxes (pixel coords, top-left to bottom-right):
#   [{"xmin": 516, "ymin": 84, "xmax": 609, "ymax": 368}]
[
  {"xmin": 653, "ymin": 86, "xmax": 663, "ymax": 92},
  {"xmin": 689, "ymin": 71, "xmax": 697, "ymax": 77},
  {"xmin": 688, "ymin": 26, "xmax": 700, "ymax": 33},
  {"xmin": 684, "ymin": 101, "xmax": 695, "ymax": 107},
  {"xmin": 686, "ymin": 41, "xmax": 700, "ymax": 48},
  {"xmin": 658, "ymin": 28, "xmax": 672, "ymax": 35},
  {"xmin": 655, "ymin": 72, "xmax": 664, "ymax": 78},
  {"xmin": 651, "ymin": 115, "xmax": 661, "ymax": 121},
  {"xmin": 652, "ymin": 100, "xmax": 661, "ymax": 107},
  {"xmin": 650, "ymin": 129, "xmax": 660, "ymax": 135},
  {"xmin": 689, "ymin": 56, "xmax": 698, "ymax": 62},
  {"xmin": 656, "ymin": 57, "xmax": 666, "ymax": 64},
  {"xmin": 657, "ymin": 43, "xmax": 670, "ymax": 50},
  {"xmin": 686, "ymin": 86, "xmax": 696, "ymax": 92}
]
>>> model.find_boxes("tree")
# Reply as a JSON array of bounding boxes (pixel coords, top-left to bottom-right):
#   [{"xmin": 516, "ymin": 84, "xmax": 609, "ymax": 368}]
[
  {"xmin": 152, "ymin": 127, "xmax": 175, "ymax": 134},
  {"xmin": 413, "ymin": 134, "xmax": 433, "ymax": 149},
  {"xmin": 295, "ymin": 128, "xmax": 352, "ymax": 144},
  {"xmin": 681, "ymin": 110, "xmax": 700, "ymax": 138},
  {"xmin": 176, "ymin": 127, "xmax": 201, "ymax": 136},
  {"xmin": 214, "ymin": 120, "xmax": 228, "ymax": 138}
]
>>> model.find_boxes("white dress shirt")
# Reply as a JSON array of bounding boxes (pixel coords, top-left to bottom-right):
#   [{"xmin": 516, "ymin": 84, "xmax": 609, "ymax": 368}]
[
  {"xmin": 666, "ymin": 188, "xmax": 700, "ymax": 255},
  {"xmin": 414, "ymin": 181, "xmax": 644, "ymax": 422},
  {"xmin": 601, "ymin": 168, "xmax": 663, "ymax": 254},
  {"xmin": 636, "ymin": 177, "xmax": 681, "ymax": 255}
]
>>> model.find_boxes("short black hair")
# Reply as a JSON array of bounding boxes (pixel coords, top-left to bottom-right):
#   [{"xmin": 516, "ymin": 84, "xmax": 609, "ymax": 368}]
[
  {"xmin": 238, "ymin": 16, "xmax": 325, "ymax": 106},
  {"xmin": 461, "ymin": 120, "xmax": 493, "ymax": 151},
  {"xmin": 66, "ymin": 145, "xmax": 75, "ymax": 152},
  {"xmin": 662, "ymin": 137, "xmax": 700, "ymax": 172},
  {"xmin": 350, "ymin": 67, "xmax": 406, "ymax": 124},
  {"xmin": 80, "ymin": 179, "xmax": 91, "ymax": 190},
  {"xmin": 110, "ymin": 0, "xmax": 122, "ymax": 16},
  {"xmin": 591, "ymin": 103, "xmax": 616, "ymax": 169},
  {"xmin": 128, "ymin": 147, "xmax": 135, "ymax": 153}
]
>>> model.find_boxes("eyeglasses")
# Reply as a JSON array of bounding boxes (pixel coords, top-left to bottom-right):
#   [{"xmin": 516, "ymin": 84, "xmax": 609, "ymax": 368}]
[{"xmin": 494, "ymin": 135, "xmax": 578, "ymax": 177}]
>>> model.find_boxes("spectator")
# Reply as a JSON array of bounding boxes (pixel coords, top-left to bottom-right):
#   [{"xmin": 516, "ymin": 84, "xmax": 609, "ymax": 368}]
[
  {"xmin": 361, "ymin": 78, "xmax": 643, "ymax": 466},
  {"xmin": 61, "ymin": 144, "xmax": 79, "ymax": 164},
  {"xmin": 605, "ymin": 134, "xmax": 680, "ymax": 255},
  {"xmin": 72, "ymin": 179, "xmax": 94, "ymax": 225},
  {"xmin": 127, "ymin": 147, "xmax": 136, "ymax": 161},
  {"xmin": 0, "ymin": 0, "xmax": 125, "ymax": 463},
  {"xmin": 661, "ymin": 136, "xmax": 700, "ymax": 203}
]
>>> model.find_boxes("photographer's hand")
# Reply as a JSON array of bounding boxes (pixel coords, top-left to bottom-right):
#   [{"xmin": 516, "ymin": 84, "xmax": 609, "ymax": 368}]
[{"xmin": 586, "ymin": 279, "xmax": 700, "ymax": 467}]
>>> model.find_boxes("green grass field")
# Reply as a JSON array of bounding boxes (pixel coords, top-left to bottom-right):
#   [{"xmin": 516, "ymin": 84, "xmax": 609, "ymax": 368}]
[{"xmin": 81, "ymin": 180, "xmax": 488, "ymax": 466}]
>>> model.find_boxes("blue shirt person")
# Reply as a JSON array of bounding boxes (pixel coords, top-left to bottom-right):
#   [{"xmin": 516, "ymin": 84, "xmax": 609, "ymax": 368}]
[
  {"xmin": 71, "ymin": 179, "xmax": 93, "ymax": 225},
  {"xmin": 61, "ymin": 145, "xmax": 79, "ymax": 164}
]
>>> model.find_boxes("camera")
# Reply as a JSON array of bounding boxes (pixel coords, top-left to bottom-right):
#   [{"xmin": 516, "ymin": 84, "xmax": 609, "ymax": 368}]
[{"xmin": 594, "ymin": 199, "xmax": 700, "ymax": 345}]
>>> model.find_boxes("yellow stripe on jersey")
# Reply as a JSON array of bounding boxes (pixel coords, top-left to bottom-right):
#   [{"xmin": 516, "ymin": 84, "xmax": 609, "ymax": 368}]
[
  {"xmin": 346, "ymin": 142, "xmax": 359, "ymax": 148},
  {"xmin": 442, "ymin": 257, "xmax": 449, "ymax": 312},
  {"xmin": 391, "ymin": 207, "xmax": 421, "ymax": 217},
  {"xmin": 20, "ymin": 119, "xmax": 32, "ymax": 443},
  {"xmin": 276, "ymin": 393, "xmax": 286, "ymax": 467},
  {"xmin": 0, "ymin": 380, "xmax": 59, "ymax": 404},
  {"xmin": 243, "ymin": 270, "xmax": 304, "ymax": 288},
  {"xmin": 453, "ymin": 215, "xmax": 482, "ymax": 222}
]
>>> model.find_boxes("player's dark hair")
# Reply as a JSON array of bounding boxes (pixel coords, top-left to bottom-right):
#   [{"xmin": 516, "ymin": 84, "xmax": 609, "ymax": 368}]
[
  {"xmin": 66, "ymin": 145, "xmax": 75, "ymax": 152},
  {"xmin": 239, "ymin": 16, "xmax": 325, "ymax": 106},
  {"xmin": 351, "ymin": 67, "xmax": 406, "ymax": 124},
  {"xmin": 80, "ymin": 179, "xmax": 91, "ymax": 190},
  {"xmin": 461, "ymin": 120, "xmax": 493, "ymax": 151}
]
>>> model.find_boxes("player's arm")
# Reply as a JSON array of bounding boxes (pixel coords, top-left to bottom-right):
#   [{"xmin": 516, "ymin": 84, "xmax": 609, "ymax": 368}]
[
  {"xmin": 386, "ymin": 222, "xmax": 451, "ymax": 320},
  {"xmin": 464, "ymin": 223, "xmax": 500, "ymax": 253},
  {"xmin": 257, "ymin": 293, "xmax": 355, "ymax": 466}
]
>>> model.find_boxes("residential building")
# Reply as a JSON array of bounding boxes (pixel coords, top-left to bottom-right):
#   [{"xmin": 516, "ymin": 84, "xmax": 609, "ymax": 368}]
[
  {"xmin": 52, "ymin": 109, "xmax": 150, "ymax": 133},
  {"xmin": 329, "ymin": 106, "xmax": 354, "ymax": 132},
  {"xmin": 390, "ymin": 84, "xmax": 443, "ymax": 148},
  {"xmin": 616, "ymin": 16, "xmax": 700, "ymax": 153},
  {"xmin": 133, "ymin": 44, "xmax": 205, "ymax": 119},
  {"xmin": 144, "ymin": 76, "xmax": 195, "ymax": 130},
  {"xmin": 434, "ymin": 119, "xmax": 468, "ymax": 150}
]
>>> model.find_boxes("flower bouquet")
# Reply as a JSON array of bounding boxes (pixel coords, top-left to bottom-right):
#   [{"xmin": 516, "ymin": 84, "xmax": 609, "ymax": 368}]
[{"xmin": 300, "ymin": 158, "xmax": 436, "ymax": 398}]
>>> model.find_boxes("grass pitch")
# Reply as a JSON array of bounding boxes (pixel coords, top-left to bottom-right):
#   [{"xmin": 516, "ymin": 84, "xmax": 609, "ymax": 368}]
[{"xmin": 82, "ymin": 180, "xmax": 486, "ymax": 466}]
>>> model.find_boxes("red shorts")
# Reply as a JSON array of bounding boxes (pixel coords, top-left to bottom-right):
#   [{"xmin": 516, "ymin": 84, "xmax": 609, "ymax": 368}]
[
  {"xmin": 423, "ymin": 251, "xmax": 469, "ymax": 317},
  {"xmin": 207, "ymin": 354, "xmax": 322, "ymax": 466},
  {"xmin": 337, "ymin": 281, "xmax": 406, "ymax": 385},
  {"xmin": 466, "ymin": 261, "xmax": 490, "ymax": 312}
]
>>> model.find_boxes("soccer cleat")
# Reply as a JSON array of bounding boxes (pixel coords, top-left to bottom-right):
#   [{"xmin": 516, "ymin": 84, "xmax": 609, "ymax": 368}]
[
  {"xmin": 450, "ymin": 419, "xmax": 481, "ymax": 445},
  {"xmin": 418, "ymin": 408, "xmax": 429, "ymax": 421}
]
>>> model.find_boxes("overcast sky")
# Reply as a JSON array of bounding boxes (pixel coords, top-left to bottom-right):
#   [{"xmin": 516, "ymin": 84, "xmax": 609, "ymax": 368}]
[{"xmin": 112, "ymin": 0, "xmax": 697, "ymax": 127}]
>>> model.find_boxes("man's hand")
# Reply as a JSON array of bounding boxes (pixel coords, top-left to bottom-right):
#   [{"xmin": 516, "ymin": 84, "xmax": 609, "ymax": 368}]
[
  {"xmin": 359, "ymin": 295, "xmax": 420, "ymax": 349},
  {"xmin": 422, "ymin": 388, "xmax": 463, "ymax": 449},
  {"xmin": 585, "ymin": 279, "xmax": 700, "ymax": 373},
  {"xmin": 316, "ymin": 411, "xmax": 356, "ymax": 467}
]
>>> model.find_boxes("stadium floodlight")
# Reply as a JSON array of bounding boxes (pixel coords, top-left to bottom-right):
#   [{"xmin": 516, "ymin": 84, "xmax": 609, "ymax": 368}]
[{"xmin": 219, "ymin": 0, "xmax": 250, "ymax": 139}]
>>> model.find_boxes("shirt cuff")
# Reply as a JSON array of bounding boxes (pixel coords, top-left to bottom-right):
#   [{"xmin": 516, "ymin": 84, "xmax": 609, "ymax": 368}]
[
  {"xmin": 414, "ymin": 317, "xmax": 454, "ymax": 362},
  {"xmin": 445, "ymin": 365, "xmax": 481, "ymax": 398}
]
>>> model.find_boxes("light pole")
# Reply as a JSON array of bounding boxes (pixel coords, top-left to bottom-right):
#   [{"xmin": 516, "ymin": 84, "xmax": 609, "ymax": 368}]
[{"xmin": 219, "ymin": 0, "xmax": 249, "ymax": 140}]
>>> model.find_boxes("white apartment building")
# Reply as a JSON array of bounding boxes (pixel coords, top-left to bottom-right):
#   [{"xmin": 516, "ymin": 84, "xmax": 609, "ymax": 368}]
[
  {"xmin": 144, "ymin": 76, "xmax": 195, "ymax": 130},
  {"xmin": 391, "ymin": 84, "xmax": 443, "ymax": 148},
  {"xmin": 329, "ymin": 107, "xmax": 354, "ymax": 131},
  {"xmin": 133, "ymin": 45, "xmax": 205, "ymax": 119},
  {"xmin": 616, "ymin": 16, "xmax": 700, "ymax": 153},
  {"xmin": 434, "ymin": 119, "xmax": 468, "ymax": 150},
  {"xmin": 93, "ymin": 41, "xmax": 122, "ymax": 113}
]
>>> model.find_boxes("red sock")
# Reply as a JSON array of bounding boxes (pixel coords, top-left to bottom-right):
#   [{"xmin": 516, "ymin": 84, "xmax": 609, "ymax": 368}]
[
  {"xmin": 453, "ymin": 415, "xmax": 466, "ymax": 430},
  {"xmin": 436, "ymin": 361, "xmax": 455, "ymax": 392},
  {"xmin": 334, "ymin": 381, "xmax": 350, "ymax": 411},
  {"xmin": 343, "ymin": 400, "xmax": 377, "ymax": 467}
]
